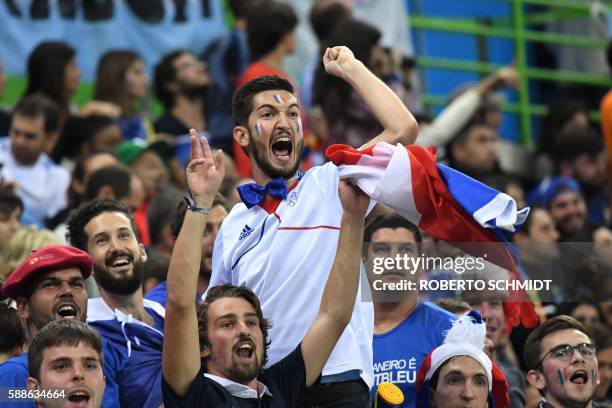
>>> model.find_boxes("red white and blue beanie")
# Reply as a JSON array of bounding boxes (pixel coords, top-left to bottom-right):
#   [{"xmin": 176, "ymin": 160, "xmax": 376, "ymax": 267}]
[{"xmin": 415, "ymin": 311, "xmax": 510, "ymax": 408}]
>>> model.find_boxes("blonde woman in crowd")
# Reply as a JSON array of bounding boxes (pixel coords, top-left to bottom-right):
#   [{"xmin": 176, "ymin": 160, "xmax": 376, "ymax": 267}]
[{"xmin": 0, "ymin": 227, "xmax": 62, "ymax": 278}]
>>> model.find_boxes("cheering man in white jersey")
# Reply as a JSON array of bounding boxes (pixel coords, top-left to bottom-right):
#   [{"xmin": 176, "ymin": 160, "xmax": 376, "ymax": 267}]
[
  {"xmin": 163, "ymin": 132, "xmax": 370, "ymax": 407},
  {"xmin": 208, "ymin": 45, "xmax": 418, "ymax": 406}
]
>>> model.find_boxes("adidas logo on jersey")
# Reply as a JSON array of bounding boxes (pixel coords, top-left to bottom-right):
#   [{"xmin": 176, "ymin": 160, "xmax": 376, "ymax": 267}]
[{"xmin": 239, "ymin": 225, "xmax": 253, "ymax": 240}]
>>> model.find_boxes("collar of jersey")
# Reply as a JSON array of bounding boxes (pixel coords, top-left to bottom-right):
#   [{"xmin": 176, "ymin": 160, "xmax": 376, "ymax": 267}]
[
  {"xmin": 86, "ymin": 297, "xmax": 165, "ymax": 336},
  {"xmin": 258, "ymin": 171, "xmax": 303, "ymax": 214},
  {"xmin": 204, "ymin": 373, "xmax": 273, "ymax": 398}
]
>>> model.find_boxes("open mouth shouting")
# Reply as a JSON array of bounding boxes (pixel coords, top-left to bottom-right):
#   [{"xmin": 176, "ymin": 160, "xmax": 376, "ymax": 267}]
[
  {"xmin": 65, "ymin": 388, "xmax": 92, "ymax": 408},
  {"xmin": 234, "ymin": 340, "xmax": 256, "ymax": 362},
  {"xmin": 271, "ymin": 131, "xmax": 293, "ymax": 164},
  {"xmin": 568, "ymin": 369, "xmax": 589, "ymax": 386},
  {"xmin": 54, "ymin": 302, "xmax": 81, "ymax": 321}
]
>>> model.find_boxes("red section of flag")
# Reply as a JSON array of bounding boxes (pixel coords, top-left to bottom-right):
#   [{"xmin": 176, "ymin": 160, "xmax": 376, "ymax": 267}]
[{"xmin": 327, "ymin": 143, "xmax": 539, "ymax": 329}]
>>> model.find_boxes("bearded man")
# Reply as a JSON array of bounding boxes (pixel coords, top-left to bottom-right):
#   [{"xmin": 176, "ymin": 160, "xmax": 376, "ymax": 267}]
[{"xmin": 67, "ymin": 199, "xmax": 165, "ymax": 408}]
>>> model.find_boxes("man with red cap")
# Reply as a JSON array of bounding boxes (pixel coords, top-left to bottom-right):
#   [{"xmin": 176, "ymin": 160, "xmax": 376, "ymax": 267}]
[{"xmin": 0, "ymin": 245, "xmax": 116, "ymax": 407}]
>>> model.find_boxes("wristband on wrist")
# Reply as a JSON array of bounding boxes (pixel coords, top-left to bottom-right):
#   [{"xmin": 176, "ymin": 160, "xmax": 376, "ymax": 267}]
[{"xmin": 183, "ymin": 196, "xmax": 209, "ymax": 215}]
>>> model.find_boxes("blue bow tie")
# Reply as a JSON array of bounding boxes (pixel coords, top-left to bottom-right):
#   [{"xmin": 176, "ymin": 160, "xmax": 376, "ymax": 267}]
[{"xmin": 237, "ymin": 177, "xmax": 288, "ymax": 208}]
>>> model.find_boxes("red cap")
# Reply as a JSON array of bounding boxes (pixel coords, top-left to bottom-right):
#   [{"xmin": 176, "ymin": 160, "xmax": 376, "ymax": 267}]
[{"xmin": 2, "ymin": 245, "xmax": 93, "ymax": 299}]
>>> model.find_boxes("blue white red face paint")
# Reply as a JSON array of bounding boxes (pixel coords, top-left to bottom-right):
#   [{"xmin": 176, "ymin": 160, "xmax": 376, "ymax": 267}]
[
  {"xmin": 557, "ymin": 369, "xmax": 564, "ymax": 386},
  {"xmin": 256, "ymin": 121, "xmax": 262, "ymax": 137},
  {"xmin": 273, "ymin": 94, "xmax": 283, "ymax": 104},
  {"xmin": 295, "ymin": 119, "xmax": 301, "ymax": 135}
]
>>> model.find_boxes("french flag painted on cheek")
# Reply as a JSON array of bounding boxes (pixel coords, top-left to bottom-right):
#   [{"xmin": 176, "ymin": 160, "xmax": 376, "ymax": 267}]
[{"xmin": 326, "ymin": 142, "xmax": 539, "ymax": 329}]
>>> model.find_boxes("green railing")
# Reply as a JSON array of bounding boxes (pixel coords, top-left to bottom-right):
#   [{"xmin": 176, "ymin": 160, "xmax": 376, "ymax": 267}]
[{"xmin": 409, "ymin": 0, "xmax": 612, "ymax": 146}]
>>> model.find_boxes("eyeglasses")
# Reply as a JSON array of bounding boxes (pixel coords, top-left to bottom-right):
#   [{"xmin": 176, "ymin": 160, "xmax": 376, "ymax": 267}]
[{"xmin": 536, "ymin": 343, "xmax": 596, "ymax": 367}]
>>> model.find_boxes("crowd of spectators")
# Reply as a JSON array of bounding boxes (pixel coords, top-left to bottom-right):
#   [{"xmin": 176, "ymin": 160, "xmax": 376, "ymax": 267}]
[{"xmin": 0, "ymin": 0, "xmax": 610, "ymax": 407}]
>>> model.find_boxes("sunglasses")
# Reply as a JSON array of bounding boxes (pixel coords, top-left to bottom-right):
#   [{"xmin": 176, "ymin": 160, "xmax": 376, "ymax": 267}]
[{"xmin": 537, "ymin": 343, "xmax": 596, "ymax": 367}]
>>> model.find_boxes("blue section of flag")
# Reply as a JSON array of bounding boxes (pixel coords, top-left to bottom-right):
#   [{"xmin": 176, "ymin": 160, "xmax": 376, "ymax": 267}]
[
  {"xmin": 436, "ymin": 164, "xmax": 528, "ymax": 243},
  {"xmin": 436, "ymin": 163, "xmax": 526, "ymax": 263}
]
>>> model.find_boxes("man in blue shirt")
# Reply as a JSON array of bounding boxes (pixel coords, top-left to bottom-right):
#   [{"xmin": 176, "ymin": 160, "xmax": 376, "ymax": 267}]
[
  {"xmin": 363, "ymin": 213, "xmax": 456, "ymax": 407},
  {"xmin": 66, "ymin": 199, "xmax": 166, "ymax": 408},
  {"xmin": 26, "ymin": 320, "xmax": 106, "ymax": 408},
  {"xmin": 0, "ymin": 245, "xmax": 118, "ymax": 407}
]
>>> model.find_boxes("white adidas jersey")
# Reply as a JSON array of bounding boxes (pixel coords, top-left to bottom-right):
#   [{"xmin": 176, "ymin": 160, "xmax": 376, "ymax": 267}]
[{"xmin": 210, "ymin": 162, "xmax": 374, "ymax": 387}]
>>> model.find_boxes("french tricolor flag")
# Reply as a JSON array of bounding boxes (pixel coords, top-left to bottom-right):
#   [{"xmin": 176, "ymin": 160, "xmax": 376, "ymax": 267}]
[{"xmin": 327, "ymin": 142, "xmax": 538, "ymax": 328}]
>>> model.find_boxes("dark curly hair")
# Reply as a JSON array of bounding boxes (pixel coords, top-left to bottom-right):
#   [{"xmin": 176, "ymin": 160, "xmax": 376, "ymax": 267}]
[
  {"xmin": 196, "ymin": 284, "xmax": 272, "ymax": 372},
  {"xmin": 66, "ymin": 199, "xmax": 140, "ymax": 251}
]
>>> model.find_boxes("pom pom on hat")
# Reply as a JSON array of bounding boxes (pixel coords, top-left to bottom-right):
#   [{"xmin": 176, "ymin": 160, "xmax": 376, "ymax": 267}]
[
  {"xmin": 416, "ymin": 310, "xmax": 510, "ymax": 408},
  {"xmin": 428, "ymin": 311, "xmax": 492, "ymax": 389},
  {"xmin": 443, "ymin": 310, "xmax": 486, "ymax": 347}
]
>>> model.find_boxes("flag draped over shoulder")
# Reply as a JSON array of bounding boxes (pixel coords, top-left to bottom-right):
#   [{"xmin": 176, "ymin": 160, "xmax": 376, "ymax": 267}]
[{"xmin": 326, "ymin": 142, "xmax": 539, "ymax": 329}]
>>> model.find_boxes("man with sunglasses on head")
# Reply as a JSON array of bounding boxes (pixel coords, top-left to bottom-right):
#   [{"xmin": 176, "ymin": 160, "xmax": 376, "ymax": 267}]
[{"xmin": 524, "ymin": 315, "xmax": 601, "ymax": 408}]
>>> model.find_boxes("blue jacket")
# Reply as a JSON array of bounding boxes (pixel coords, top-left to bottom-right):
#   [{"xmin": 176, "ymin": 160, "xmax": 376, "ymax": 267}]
[{"xmin": 87, "ymin": 297, "xmax": 165, "ymax": 408}]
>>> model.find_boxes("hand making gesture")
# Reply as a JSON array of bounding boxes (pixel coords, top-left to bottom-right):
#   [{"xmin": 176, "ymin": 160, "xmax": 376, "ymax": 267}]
[
  {"xmin": 186, "ymin": 129, "xmax": 225, "ymax": 209},
  {"xmin": 164, "ymin": 130, "xmax": 225, "ymax": 397}
]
